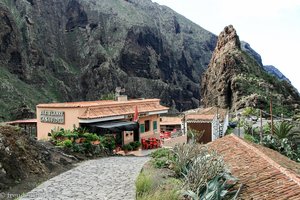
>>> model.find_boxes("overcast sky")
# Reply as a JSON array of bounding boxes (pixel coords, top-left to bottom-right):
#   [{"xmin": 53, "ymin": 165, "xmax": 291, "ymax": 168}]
[{"xmin": 152, "ymin": 0, "xmax": 300, "ymax": 92}]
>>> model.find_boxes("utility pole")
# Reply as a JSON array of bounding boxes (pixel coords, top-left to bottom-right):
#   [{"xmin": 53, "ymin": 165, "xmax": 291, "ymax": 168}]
[
  {"xmin": 260, "ymin": 109, "xmax": 263, "ymax": 143},
  {"xmin": 216, "ymin": 106, "xmax": 219, "ymax": 138},
  {"xmin": 270, "ymin": 95, "xmax": 274, "ymax": 134}
]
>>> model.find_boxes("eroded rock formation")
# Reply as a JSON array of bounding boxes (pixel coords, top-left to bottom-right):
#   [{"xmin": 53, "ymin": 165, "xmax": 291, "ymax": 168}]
[{"xmin": 201, "ymin": 25, "xmax": 300, "ymax": 113}]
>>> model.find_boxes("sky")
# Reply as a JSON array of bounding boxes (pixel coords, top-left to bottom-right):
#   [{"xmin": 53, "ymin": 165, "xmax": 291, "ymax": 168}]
[{"xmin": 152, "ymin": 0, "xmax": 300, "ymax": 92}]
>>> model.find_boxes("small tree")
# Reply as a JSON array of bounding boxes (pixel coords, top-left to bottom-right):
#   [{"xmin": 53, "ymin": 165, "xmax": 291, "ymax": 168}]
[
  {"xmin": 187, "ymin": 128, "xmax": 204, "ymax": 144},
  {"xmin": 100, "ymin": 92, "xmax": 115, "ymax": 100}
]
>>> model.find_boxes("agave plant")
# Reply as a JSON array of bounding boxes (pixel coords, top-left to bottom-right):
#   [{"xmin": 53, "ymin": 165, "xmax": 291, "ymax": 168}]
[
  {"xmin": 171, "ymin": 143, "xmax": 205, "ymax": 176},
  {"xmin": 182, "ymin": 151, "xmax": 225, "ymax": 193},
  {"xmin": 183, "ymin": 172, "xmax": 240, "ymax": 200}
]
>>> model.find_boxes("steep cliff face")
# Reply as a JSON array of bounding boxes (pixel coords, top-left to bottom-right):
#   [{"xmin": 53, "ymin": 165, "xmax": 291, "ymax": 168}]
[
  {"xmin": 201, "ymin": 25, "xmax": 300, "ymax": 114},
  {"xmin": 0, "ymin": 0, "xmax": 217, "ymax": 120}
]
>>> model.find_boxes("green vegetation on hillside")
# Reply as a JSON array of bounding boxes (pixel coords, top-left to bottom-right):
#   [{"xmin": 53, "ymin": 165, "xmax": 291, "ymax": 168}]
[{"xmin": 242, "ymin": 120, "xmax": 300, "ymax": 162}]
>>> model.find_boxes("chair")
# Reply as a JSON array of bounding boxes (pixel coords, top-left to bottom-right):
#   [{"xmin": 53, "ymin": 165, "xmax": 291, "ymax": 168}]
[
  {"xmin": 164, "ymin": 132, "xmax": 171, "ymax": 138},
  {"xmin": 149, "ymin": 138, "xmax": 159, "ymax": 149},
  {"xmin": 141, "ymin": 138, "xmax": 149, "ymax": 149},
  {"xmin": 156, "ymin": 138, "xmax": 161, "ymax": 148}
]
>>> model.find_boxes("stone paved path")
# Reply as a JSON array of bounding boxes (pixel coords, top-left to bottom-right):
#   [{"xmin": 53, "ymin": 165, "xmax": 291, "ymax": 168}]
[{"xmin": 20, "ymin": 156, "xmax": 150, "ymax": 200}]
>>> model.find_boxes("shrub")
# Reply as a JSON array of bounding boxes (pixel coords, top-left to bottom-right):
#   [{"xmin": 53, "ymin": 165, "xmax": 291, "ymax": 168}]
[
  {"xmin": 82, "ymin": 142, "xmax": 92, "ymax": 152},
  {"xmin": 151, "ymin": 148, "xmax": 170, "ymax": 159},
  {"xmin": 262, "ymin": 134, "xmax": 299, "ymax": 162},
  {"xmin": 262, "ymin": 134, "xmax": 280, "ymax": 150},
  {"xmin": 72, "ymin": 143, "xmax": 85, "ymax": 153},
  {"xmin": 100, "ymin": 135, "xmax": 116, "ymax": 151},
  {"xmin": 63, "ymin": 139, "xmax": 73, "ymax": 148},
  {"xmin": 244, "ymin": 134, "xmax": 255, "ymax": 142},
  {"xmin": 151, "ymin": 148, "xmax": 171, "ymax": 168},
  {"xmin": 122, "ymin": 144, "xmax": 133, "ymax": 151},
  {"xmin": 129, "ymin": 141, "xmax": 141, "ymax": 150},
  {"xmin": 242, "ymin": 107, "xmax": 258, "ymax": 117},
  {"xmin": 50, "ymin": 128, "xmax": 64, "ymax": 140},
  {"xmin": 152, "ymin": 157, "xmax": 169, "ymax": 168}
]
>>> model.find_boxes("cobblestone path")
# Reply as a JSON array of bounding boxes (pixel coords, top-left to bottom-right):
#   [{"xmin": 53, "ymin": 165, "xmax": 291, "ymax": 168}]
[{"xmin": 20, "ymin": 156, "xmax": 149, "ymax": 200}]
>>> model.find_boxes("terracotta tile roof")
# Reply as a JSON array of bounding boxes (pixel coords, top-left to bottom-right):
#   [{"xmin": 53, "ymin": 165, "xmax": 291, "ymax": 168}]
[
  {"xmin": 79, "ymin": 100, "xmax": 168, "ymax": 119},
  {"xmin": 185, "ymin": 114, "xmax": 215, "ymax": 121},
  {"xmin": 209, "ymin": 134, "xmax": 300, "ymax": 199},
  {"xmin": 185, "ymin": 107, "xmax": 227, "ymax": 120},
  {"xmin": 37, "ymin": 99, "xmax": 162, "ymax": 108},
  {"xmin": 160, "ymin": 117, "xmax": 182, "ymax": 125},
  {"xmin": 37, "ymin": 100, "xmax": 114, "ymax": 108},
  {"xmin": 5, "ymin": 119, "xmax": 37, "ymax": 124}
]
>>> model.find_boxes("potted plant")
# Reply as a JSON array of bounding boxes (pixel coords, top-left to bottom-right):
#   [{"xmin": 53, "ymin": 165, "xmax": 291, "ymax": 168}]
[
  {"xmin": 91, "ymin": 140, "xmax": 100, "ymax": 145},
  {"xmin": 122, "ymin": 144, "xmax": 133, "ymax": 154}
]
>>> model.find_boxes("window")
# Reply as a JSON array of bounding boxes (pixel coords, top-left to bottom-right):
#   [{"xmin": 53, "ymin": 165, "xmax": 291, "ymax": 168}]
[
  {"xmin": 145, "ymin": 120, "xmax": 150, "ymax": 132},
  {"xmin": 153, "ymin": 121, "xmax": 157, "ymax": 131},
  {"xmin": 140, "ymin": 124, "xmax": 145, "ymax": 133}
]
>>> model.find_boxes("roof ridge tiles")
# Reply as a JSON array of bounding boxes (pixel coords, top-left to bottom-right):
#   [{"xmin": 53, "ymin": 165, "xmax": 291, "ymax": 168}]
[{"xmin": 230, "ymin": 134, "xmax": 300, "ymax": 187}]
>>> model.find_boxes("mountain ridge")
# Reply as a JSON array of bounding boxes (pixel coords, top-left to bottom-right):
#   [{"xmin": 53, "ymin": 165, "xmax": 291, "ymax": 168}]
[
  {"xmin": 0, "ymin": 0, "xmax": 298, "ymax": 121},
  {"xmin": 0, "ymin": 0, "xmax": 216, "ymax": 120}
]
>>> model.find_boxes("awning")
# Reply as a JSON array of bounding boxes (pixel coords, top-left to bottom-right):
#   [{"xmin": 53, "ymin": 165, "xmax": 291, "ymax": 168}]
[{"xmin": 88, "ymin": 121, "xmax": 138, "ymax": 132}]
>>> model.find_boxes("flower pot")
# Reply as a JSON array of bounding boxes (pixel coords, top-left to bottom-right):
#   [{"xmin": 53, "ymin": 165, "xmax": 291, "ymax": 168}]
[
  {"xmin": 75, "ymin": 138, "xmax": 86, "ymax": 143},
  {"xmin": 91, "ymin": 140, "xmax": 100, "ymax": 145}
]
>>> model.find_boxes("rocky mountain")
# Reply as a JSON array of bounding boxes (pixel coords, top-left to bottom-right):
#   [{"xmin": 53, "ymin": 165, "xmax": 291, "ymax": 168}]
[
  {"xmin": 241, "ymin": 41, "xmax": 291, "ymax": 83},
  {"xmin": 0, "ymin": 0, "xmax": 217, "ymax": 121},
  {"xmin": 201, "ymin": 25, "xmax": 300, "ymax": 114},
  {"xmin": 240, "ymin": 41, "xmax": 263, "ymax": 66},
  {"xmin": 263, "ymin": 65, "xmax": 291, "ymax": 83}
]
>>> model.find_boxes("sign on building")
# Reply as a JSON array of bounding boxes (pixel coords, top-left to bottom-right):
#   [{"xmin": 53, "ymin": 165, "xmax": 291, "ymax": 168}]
[{"xmin": 40, "ymin": 110, "xmax": 65, "ymax": 124}]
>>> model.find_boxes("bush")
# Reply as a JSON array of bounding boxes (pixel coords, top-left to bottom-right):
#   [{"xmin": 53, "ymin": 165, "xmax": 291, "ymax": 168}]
[
  {"xmin": 129, "ymin": 141, "xmax": 141, "ymax": 150},
  {"xmin": 50, "ymin": 127, "xmax": 114, "ymax": 156},
  {"xmin": 151, "ymin": 148, "xmax": 171, "ymax": 168},
  {"xmin": 84, "ymin": 133, "xmax": 100, "ymax": 142},
  {"xmin": 100, "ymin": 135, "xmax": 116, "ymax": 151},
  {"xmin": 151, "ymin": 148, "xmax": 170, "ymax": 159},
  {"xmin": 122, "ymin": 144, "xmax": 133, "ymax": 151},
  {"xmin": 244, "ymin": 134, "xmax": 255, "ymax": 142},
  {"xmin": 63, "ymin": 139, "xmax": 73, "ymax": 148},
  {"xmin": 262, "ymin": 135, "xmax": 300, "ymax": 162},
  {"xmin": 72, "ymin": 143, "xmax": 85, "ymax": 153}
]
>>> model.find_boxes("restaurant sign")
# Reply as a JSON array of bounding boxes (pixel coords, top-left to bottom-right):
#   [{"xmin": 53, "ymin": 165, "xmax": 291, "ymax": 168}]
[{"xmin": 40, "ymin": 110, "xmax": 65, "ymax": 124}]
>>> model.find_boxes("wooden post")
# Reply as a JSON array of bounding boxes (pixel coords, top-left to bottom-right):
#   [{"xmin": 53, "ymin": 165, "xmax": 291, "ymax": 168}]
[
  {"xmin": 260, "ymin": 109, "xmax": 263, "ymax": 143},
  {"xmin": 270, "ymin": 95, "xmax": 274, "ymax": 134}
]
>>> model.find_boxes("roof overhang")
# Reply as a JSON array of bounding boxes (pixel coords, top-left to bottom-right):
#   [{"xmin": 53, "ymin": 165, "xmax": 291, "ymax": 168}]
[
  {"xmin": 89, "ymin": 121, "xmax": 138, "ymax": 132},
  {"xmin": 148, "ymin": 110, "xmax": 168, "ymax": 115},
  {"xmin": 79, "ymin": 115, "xmax": 125, "ymax": 124}
]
